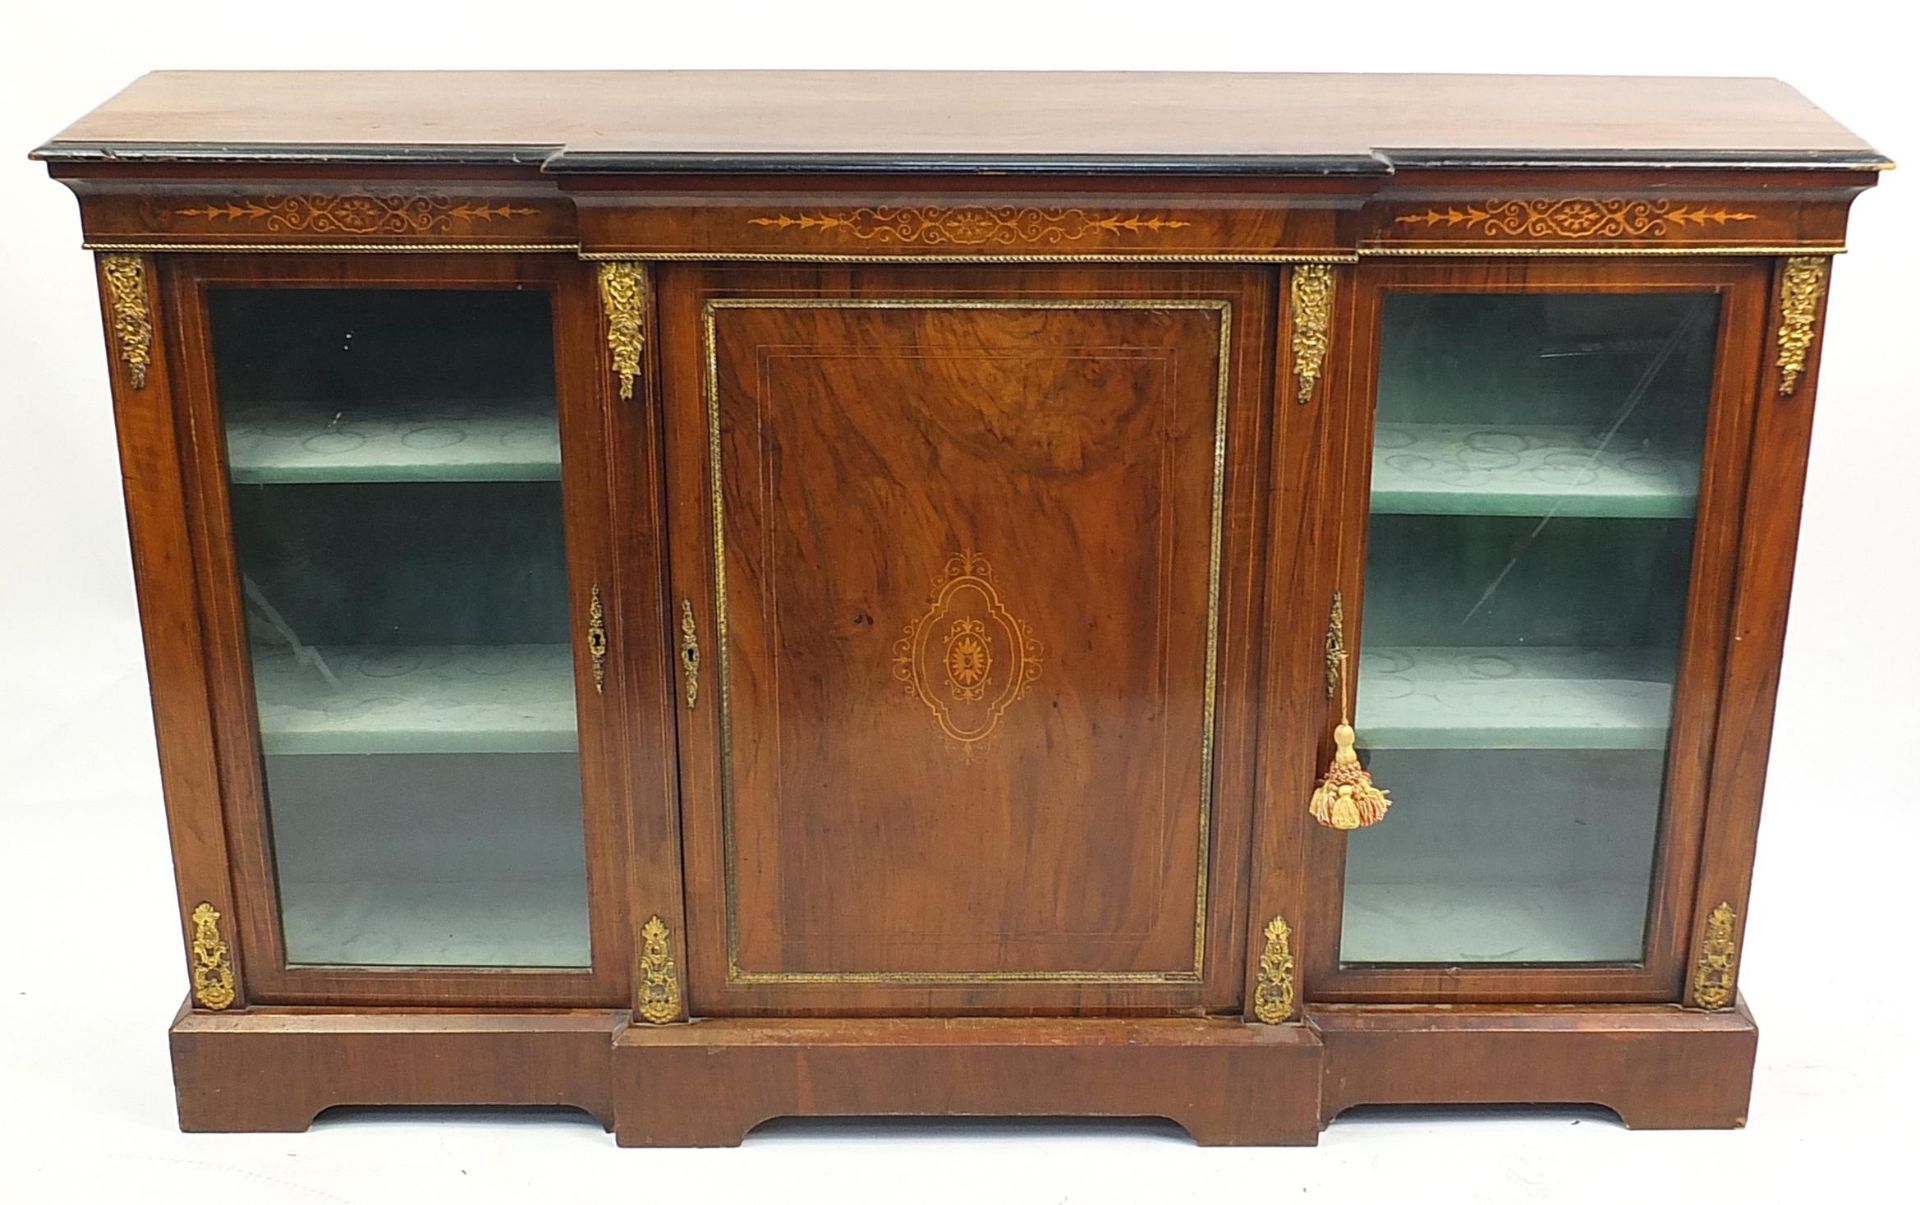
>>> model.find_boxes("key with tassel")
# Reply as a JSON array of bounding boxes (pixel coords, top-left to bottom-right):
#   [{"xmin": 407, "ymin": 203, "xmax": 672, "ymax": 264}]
[{"xmin": 1309, "ymin": 592, "xmax": 1391, "ymax": 830}]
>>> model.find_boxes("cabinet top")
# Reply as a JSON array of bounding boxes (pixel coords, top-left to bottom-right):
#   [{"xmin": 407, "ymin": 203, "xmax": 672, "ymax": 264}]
[{"xmin": 35, "ymin": 70, "xmax": 1889, "ymax": 174}]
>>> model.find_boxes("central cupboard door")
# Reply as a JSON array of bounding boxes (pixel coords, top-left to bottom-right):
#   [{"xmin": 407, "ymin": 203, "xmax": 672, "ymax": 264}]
[{"xmin": 659, "ymin": 267, "xmax": 1274, "ymax": 1015}]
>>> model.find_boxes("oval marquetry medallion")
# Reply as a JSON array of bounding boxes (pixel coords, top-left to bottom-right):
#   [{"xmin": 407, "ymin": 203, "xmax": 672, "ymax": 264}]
[{"xmin": 892, "ymin": 552, "xmax": 1041, "ymax": 754}]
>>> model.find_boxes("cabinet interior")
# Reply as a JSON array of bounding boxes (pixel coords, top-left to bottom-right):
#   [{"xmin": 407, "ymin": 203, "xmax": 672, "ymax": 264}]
[
  {"xmin": 1344, "ymin": 292, "xmax": 1717, "ymax": 967},
  {"xmin": 208, "ymin": 287, "xmax": 591, "ymax": 969}
]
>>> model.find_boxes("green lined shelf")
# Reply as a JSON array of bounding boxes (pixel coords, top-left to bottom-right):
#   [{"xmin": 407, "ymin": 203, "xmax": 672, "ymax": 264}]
[
  {"xmin": 279, "ymin": 878, "xmax": 592, "ymax": 969},
  {"xmin": 252, "ymin": 643, "xmax": 578, "ymax": 754},
  {"xmin": 225, "ymin": 403, "xmax": 561, "ymax": 484},
  {"xmin": 1339, "ymin": 878, "xmax": 1650, "ymax": 965},
  {"xmin": 1355, "ymin": 645, "xmax": 1676, "ymax": 750},
  {"xmin": 1370, "ymin": 422, "xmax": 1700, "ymax": 518}
]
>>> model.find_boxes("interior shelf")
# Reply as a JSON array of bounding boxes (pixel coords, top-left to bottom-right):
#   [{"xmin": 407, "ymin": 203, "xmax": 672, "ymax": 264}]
[
  {"xmin": 1370, "ymin": 422, "xmax": 1700, "ymax": 518},
  {"xmin": 1339, "ymin": 879, "xmax": 1649, "ymax": 965},
  {"xmin": 252, "ymin": 643, "xmax": 578, "ymax": 755},
  {"xmin": 225, "ymin": 403, "xmax": 561, "ymax": 483},
  {"xmin": 1356, "ymin": 645, "xmax": 1675, "ymax": 750},
  {"xmin": 278, "ymin": 877, "xmax": 592, "ymax": 969}
]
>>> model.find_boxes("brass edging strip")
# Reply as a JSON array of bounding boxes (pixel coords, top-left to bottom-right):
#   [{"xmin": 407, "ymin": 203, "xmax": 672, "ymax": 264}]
[
  {"xmin": 583, "ymin": 249, "xmax": 1357, "ymax": 264},
  {"xmin": 1358, "ymin": 244, "xmax": 1847, "ymax": 258},
  {"xmin": 81, "ymin": 241, "xmax": 580, "ymax": 254},
  {"xmin": 85, "ymin": 241, "xmax": 1842, "ymax": 261},
  {"xmin": 728, "ymin": 968, "xmax": 1205, "ymax": 985},
  {"xmin": 704, "ymin": 296, "xmax": 1232, "ymax": 987}
]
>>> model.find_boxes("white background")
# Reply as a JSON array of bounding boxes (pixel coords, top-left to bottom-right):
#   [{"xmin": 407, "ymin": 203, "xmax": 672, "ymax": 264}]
[{"xmin": 2, "ymin": 2, "xmax": 1914, "ymax": 1200}]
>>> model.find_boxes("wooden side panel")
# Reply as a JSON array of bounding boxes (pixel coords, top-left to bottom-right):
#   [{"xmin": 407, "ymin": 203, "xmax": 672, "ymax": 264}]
[
  {"xmin": 658, "ymin": 265, "xmax": 1271, "ymax": 1016},
  {"xmin": 596, "ymin": 261, "xmax": 692, "ymax": 1018},
  {"xmin": 97, "ymin": 252, "xmax": 248, "ymax": 1011},
  {"xmin": 1243, "ymin": 263, "xmax": 1346, "ymax": 1019},
  {"xmin": 1685, "ymin": 254, "xmax": 1836, "ymax": 1005}
]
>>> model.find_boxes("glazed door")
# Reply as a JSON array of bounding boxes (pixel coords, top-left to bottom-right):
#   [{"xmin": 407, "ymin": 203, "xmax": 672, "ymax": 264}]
[
  {"xmin": 660, "ymin": 266, "xmax": 1273, "ymax": 1015},
  {"xmin": 1305, "ymin": 259, "xmax": 1771, "ymax": 1002},
  {"xmin": 170, "ymin": 255, "xmax": 632, "ymax": 1006}
]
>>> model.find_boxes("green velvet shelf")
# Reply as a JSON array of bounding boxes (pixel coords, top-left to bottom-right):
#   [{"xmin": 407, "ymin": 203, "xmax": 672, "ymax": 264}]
[
  {"xmin": 1355, "ymin": 645, "xmax": 1676, "ymax": 750},
  {"xmin": 224, "ymin": 403, "xmax": 562, "ymax": 484},
  {"xmin": 1369, "ymin": 422, "xmax": 1700, "ymax": 518},
  {"xmin": 251, "ymin": 643, "xmax": 578, "ymax": 754}
]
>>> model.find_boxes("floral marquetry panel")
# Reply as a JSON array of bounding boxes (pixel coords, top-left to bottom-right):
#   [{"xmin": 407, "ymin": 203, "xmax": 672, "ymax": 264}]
[
  {"xmin": 77, "ymin": 191, "xmax": 577, "ymax": 248},
  {"xmin": 668, "ymin": 270, "xmax": 1269, "ymax": 1012},
  {"xmin": 576, "ymin": 196, "xmax": 1345, "ymax": 260},
  {"xmin": 1365, "ymin": 193, "xmax": 1842, "ymax": 253}
]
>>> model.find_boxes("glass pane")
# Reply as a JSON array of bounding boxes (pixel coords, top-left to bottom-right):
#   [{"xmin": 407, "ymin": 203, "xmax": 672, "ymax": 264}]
[
  {"xmin": 1341, "ymin": 292, "xmax": 1719, "ymax": 966},
  {"xmin": 209, "ymin": 288, "xmax": 590, "ymax": 969}
]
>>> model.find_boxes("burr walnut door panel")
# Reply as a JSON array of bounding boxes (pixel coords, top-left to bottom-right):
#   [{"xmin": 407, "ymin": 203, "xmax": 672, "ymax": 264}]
[{"xmin": 659, "ymin": 266, "xmax": 1274, "ymax": 1016}]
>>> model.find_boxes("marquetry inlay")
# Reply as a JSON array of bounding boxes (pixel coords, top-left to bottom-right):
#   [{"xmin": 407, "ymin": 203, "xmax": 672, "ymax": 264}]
[
  {"xmin": 171, "ymin": 195, "xmax": 538, "ymax": 235},
  {"xmin": 892, "ymin": 551, "xmax": 1042, "ymax": 755},
  {"xmin": 1394, "ymin": 199, "xmax": 1758, "ymax": 240},
  {"xmin": 749, "ymin": 206, "xmax": 1191, "ymax": 247}
]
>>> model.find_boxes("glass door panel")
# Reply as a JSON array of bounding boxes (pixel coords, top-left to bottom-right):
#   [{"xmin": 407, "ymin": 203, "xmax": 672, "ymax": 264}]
[
  {"xmin": 207, "ymin": 288, "xmax": 591, "ymax": 969},
  {"xmin": 1342, "ymin": 292, "xmax": 1718, "ymax": 966}
]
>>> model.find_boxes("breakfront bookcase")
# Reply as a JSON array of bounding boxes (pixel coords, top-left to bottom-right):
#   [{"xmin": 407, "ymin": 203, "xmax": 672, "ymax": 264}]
[{"xmin": 35, "ymin": 71, "xmax": 1886, "ymax": 1145}]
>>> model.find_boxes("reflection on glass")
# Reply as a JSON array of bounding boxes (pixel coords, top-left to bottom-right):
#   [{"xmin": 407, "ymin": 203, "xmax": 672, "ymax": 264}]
[
  {"xmin": 210, "ymin": 289, "xmax": 590, "ymax": 968},
  {"xmin": 1342, "ymin": 293, "xmax": 1719, "ymax": 965}
]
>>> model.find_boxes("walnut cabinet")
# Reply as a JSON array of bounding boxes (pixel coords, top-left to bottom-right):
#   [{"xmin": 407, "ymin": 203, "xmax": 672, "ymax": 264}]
[{"xmin": 36, "ymin": 71, "xmax": 1886, "ymax": 1144}]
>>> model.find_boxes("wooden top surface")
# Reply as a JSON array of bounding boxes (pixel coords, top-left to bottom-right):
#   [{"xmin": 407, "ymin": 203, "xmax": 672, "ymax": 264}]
[{"xmin": 37, "ymin": 71, "xmax": 1887, "ymax": 173}]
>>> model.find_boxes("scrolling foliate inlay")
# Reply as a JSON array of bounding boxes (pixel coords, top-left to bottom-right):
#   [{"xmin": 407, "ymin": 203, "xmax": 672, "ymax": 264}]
[
  {"xmin": 1775, "ymin": 256, "xmax": 1828, "ymax": 396},
  {"xmin": 1692, "ymin": 901, "xmax": 1740, "ymax": 1010},
  {"xmin": 892, "ymin": 552, "xmax": 1042, "ymax": 756},
  {"xmin": 1252, "ymin": 915, "xmax": 1296, "ymax": 1023},
  {"xmin": 1394, "ymin": 199, "xmax": 1758, "ymax": 240},
  {"xmin": 169, "ymin": 195, "xmax": 538, "ymax": 236},
  {"xmin": 188, "ymin": 902, "xmax": 236, "ymax": 1011},
  {"xmin": 99, "ymin": 254, "xmax": 152, "ymax": 389},
  {"xmin": 749, "ymin": 207, "xmax": 1191, "ymax": 248}
]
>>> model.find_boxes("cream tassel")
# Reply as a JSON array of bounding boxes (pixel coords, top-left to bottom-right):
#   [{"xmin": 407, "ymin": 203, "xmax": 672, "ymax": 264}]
[{"xmin": 1308, "ymin": 646, "xmax": 1390, "ymax": 830}]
